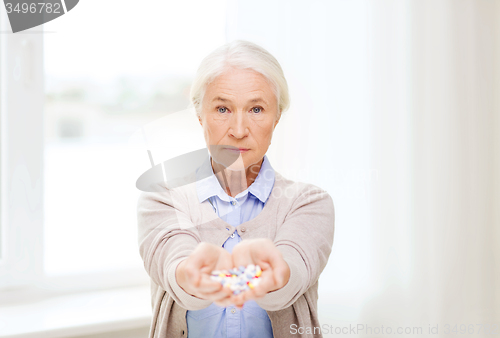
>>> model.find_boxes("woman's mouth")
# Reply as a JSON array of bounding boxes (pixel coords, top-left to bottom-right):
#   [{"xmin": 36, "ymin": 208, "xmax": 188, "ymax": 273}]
[{"xmin": 225, "ymin": 147, "xmax": 250, "ymax": 153}]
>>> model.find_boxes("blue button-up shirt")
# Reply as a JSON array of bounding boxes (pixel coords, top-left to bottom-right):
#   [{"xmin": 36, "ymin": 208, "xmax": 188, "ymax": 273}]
[{"xmin": 186, "ymin": 154, "xmax": 275, "ymax": 338}]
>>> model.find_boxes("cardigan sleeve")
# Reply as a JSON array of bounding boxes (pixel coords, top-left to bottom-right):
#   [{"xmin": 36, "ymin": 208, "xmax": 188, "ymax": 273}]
[
  {"xmin": 137, "ymin": 183, "xmax": 212, "ymax": 310},
  {"xmin": 255, "ymin": 183, "xmax": 335, "ymax": 311}
]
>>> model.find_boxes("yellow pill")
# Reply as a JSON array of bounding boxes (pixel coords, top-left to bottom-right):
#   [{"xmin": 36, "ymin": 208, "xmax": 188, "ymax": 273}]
[
  {"xmin": 256, "ymin": 270, "xmax": 262, "ymax": 277},
  {"xmin": 219, "ymin": 273, "xmax": 225, "ymax": 277},
  {"xmin": 248, "ymin": 283, "xmax": 254, "ymax": 289}
]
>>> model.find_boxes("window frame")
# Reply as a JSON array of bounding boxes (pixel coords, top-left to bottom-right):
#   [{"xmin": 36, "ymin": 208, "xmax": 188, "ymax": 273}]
[
  {"xmin": 0, "ymin": 12, "xmax": 149, "ymax": 299},
  {"xmin": 0, "ymin": 9, "xmax": 45, "ymax": 292}
]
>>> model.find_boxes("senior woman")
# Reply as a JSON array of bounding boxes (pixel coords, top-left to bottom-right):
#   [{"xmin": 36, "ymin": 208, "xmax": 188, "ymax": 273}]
[{"xmin": 137, "ymin": 40, "xmax": 335, "ymax": 338}]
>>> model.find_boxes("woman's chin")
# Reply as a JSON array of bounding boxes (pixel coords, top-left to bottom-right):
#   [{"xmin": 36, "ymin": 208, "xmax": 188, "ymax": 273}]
[{"xmin": 215, "ymin": 155, "xmax": 246, "ymax": 171}]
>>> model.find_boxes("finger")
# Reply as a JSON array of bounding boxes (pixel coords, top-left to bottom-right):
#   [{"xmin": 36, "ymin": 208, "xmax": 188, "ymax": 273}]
[
  {"xmin": 232, "ymin": 253, "xmax": 254, "ymax": 268},
  {"xmin": 257, "ymin": 261, "xmax": 271, "ymax": 271},
  {"xmin": 183, "ymin": 261, "xmax": 202, "ymax": 288},
  {"xmin": 191, "ymin": 243, "xmax": 220, "ymax": 271},
  {"xmin": 213, "ymin": 289, "xmax": 237, "ymax": 307},
  {"xmin": 214, "ymin": 295, "xmax": 236, "ymax": 307},
  {"xmin": 232, "ymin": 288, "xmax": 256, "ymax": 305},
  {"xmin": 252, "ymin": 270, "xmax": 276, "ymax": 297},
  {"xmin": 249, "ymin": 238, "xmax": 275, "ymax": 262},
  {"xmin": 228, "ymin": 293, "xmax": 246, "ymax": 308},
  {"xmin": 214, "ymin": 297, "xmax": 235, "ymax": 308},
  {"xmin": 252, "ymin": 283, "xmax": 270, "ymax": 298},
  {"xmin": 199, "ymin": 285, "xmax": 233, "ymax": 302},
  {"xmin": 254, "ymin": 256, "xmax": 287, "ymax": 291},
  {"xmin": 266, "ymin": 251, "xmax": 288, "ymax": 286},
  {"xmin": 197, "ymin": 274, "xmax": 226, "ymax": 293},
  {"xmin": 232, "ymin": 242, "xmax": 254, "ymax": 267},
  {"xmin": 273, "ymin": 260, "xmax": 290, "ymax": 287},
  {"xmin": 184, "ymin": 251, "xmax": 216, "ymax": 286},
  {"xmin": 216, "ymin": 249, "xmax": 234, "ymax": 271}
]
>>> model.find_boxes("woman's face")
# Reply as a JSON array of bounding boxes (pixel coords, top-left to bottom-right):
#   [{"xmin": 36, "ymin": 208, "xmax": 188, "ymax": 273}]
[{"xmin": 198, "ymin": 67, "xmax": 280, "ymax": 170}]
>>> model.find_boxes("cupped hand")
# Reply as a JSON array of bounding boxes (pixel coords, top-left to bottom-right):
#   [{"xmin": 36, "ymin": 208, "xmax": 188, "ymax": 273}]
[
  {"xmin": 175, "ymin": 242, "xmax": 234, "ymax": 303},
  {"xmin": 214, "ymin": 238, "xmax": 290, "ymax": 309}
]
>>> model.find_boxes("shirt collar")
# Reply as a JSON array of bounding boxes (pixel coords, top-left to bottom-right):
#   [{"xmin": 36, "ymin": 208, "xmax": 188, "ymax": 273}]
[{"xmin": 195, "ymin": 153, "xmax": 275, "ymax": 204}]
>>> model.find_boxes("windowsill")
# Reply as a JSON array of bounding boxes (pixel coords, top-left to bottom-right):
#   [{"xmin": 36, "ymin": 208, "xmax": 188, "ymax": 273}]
[{"xmin": 0, "ymin": 285, "xmax": 152, "ymax": 338}]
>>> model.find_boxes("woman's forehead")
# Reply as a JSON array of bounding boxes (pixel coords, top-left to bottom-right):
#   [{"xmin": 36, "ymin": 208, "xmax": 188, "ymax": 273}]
[
  {"xmin": 204, "ymin": 69, "xmax": 276, "ymax": 103},
  {"xmin": 209, "ymin": 95, "xmax": 271, "ymax": 107},
  {"xmin": 212, "ymin": 68, "xmax": 270, "ymax": 87}
]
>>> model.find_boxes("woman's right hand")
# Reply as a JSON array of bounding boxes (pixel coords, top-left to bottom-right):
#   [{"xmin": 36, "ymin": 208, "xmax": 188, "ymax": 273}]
[{"xmin": 175, "ymin": 242, "xmax": 234, "ymax": 304}]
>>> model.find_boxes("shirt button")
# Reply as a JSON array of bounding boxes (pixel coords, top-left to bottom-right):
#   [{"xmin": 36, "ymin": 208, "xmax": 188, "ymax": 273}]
[
  {"xmin": 231, "ymin": 308, "xmax": 236, "ymax": 314},
  {"xmin": 241, "ymin": 227, "xmax": 246, "ymax": 232},
  {"xmin": 231, "ymin": 200, "xmax": 236, "ymax": 206}
]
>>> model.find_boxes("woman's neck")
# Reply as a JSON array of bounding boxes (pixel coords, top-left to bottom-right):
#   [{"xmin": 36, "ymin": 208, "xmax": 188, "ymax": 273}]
[{"xmin": 211, "ymin": 157, "xmax": 263, "ymax": 197}]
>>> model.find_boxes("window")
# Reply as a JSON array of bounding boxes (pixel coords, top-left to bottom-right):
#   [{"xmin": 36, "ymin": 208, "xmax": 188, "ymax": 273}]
[{"xmin": 0, "ymin": 0, "xmax": 228, "ymax": 296}]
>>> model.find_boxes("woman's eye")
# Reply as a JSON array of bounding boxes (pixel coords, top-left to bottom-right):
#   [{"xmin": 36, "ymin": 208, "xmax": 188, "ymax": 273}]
[
  {"xmin": 217, "ymin": 107, "xmax": 227, "ymax": 113},
  {"xmin": 252, "ymin": 107, "xmax": 262, "ymax": 113}
]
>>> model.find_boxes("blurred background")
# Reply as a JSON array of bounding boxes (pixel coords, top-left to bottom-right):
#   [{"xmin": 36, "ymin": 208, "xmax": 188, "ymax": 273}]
[{"xmin": 0, "ymin": 0, "xmax": 499, "ymax": 337}]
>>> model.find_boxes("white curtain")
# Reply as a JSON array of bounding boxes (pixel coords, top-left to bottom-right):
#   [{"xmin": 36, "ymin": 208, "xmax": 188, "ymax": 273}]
[
  {"xmin": 364, "ymin": 0, "xmax": 499, "ymax": 328},
  {"xmin": 229, "ymin": 0, "xmax": 499, "ymax": 332}
]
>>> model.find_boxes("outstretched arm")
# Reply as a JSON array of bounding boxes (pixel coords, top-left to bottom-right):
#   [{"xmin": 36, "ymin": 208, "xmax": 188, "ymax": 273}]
[
  {"xmin": 137, "ymin": 186, "xmax": 223, "ymax": 310},
  {"xmin": 250, "ymin": 185, "xmax": 335, "ymax": 311}
]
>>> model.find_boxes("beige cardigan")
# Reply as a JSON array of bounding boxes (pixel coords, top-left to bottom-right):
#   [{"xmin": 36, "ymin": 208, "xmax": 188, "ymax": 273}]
[{"xmin": 137, "ymin": 170, "xmax": 335, "ymax": 338}]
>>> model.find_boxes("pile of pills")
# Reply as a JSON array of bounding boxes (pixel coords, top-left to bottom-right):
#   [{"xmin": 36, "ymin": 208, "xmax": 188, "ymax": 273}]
[{"xmin": 210, "ymin": 264, "xmax": 262, "ymax": 295}]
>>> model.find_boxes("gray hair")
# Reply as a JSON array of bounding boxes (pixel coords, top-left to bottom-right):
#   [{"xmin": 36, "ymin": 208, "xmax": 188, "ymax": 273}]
[{"xmin": 189, "ymin": 40, "xmax": 290, "ymax": 120}]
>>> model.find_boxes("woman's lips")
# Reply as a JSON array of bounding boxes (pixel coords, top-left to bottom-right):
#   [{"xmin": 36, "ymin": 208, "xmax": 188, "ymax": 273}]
[{"xmin": 225, "ymin": 147, "xmax": 250, "ymax": 152}]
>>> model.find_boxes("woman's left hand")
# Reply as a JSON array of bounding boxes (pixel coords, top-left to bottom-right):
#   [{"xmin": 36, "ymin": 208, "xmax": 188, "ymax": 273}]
[{"xmin": 213, "ymin": 238, "xmax": 290, "ymax": 309}]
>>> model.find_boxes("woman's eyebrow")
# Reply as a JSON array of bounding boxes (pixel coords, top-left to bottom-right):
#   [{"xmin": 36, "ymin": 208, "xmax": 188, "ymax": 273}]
[
  {"xmin": 212, "ymin": 96, "xmax": 229, "ymax": 103},
  {"xmin": 211, "ymin": 96, "xmax": 268, "ymax": 105},
  {"xmin": 248, "ymin": 98, "xmax": 268, "ymax": 105}
]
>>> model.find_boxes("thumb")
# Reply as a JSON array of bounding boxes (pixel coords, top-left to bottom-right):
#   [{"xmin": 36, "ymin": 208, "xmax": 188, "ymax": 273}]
[
  {"xmin": 190, "ymin": 269, "xmax": 202, "ymax": 288},
  {"xmin": 217, "ymin": 249, "xmax": 233, "ymax": 271},
  {"xmin": 184, "ymin": 258, "xmax": 203, "ymax": 287},
  {"xmin": 267, "ymin": 251, "xmax": 288, "ymax": 286},
  {"xmin": 276, "ymin": 260, "xmax": 290, "ymax": 287}
]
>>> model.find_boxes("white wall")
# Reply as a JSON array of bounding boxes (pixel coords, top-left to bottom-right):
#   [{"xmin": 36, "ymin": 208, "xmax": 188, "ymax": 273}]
[
  {"xmin": 229, "ymin": 0, "xmax": 499, "ymax": 332},
  {"xmin": 227, "ymin": 0, "xmax": 375, "ymax": 324}
]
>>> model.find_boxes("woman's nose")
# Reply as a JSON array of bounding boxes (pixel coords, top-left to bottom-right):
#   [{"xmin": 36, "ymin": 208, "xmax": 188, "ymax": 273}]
[{"xmin": 229, "ymin": 111, "xmax": 249, "ymax": 138}]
